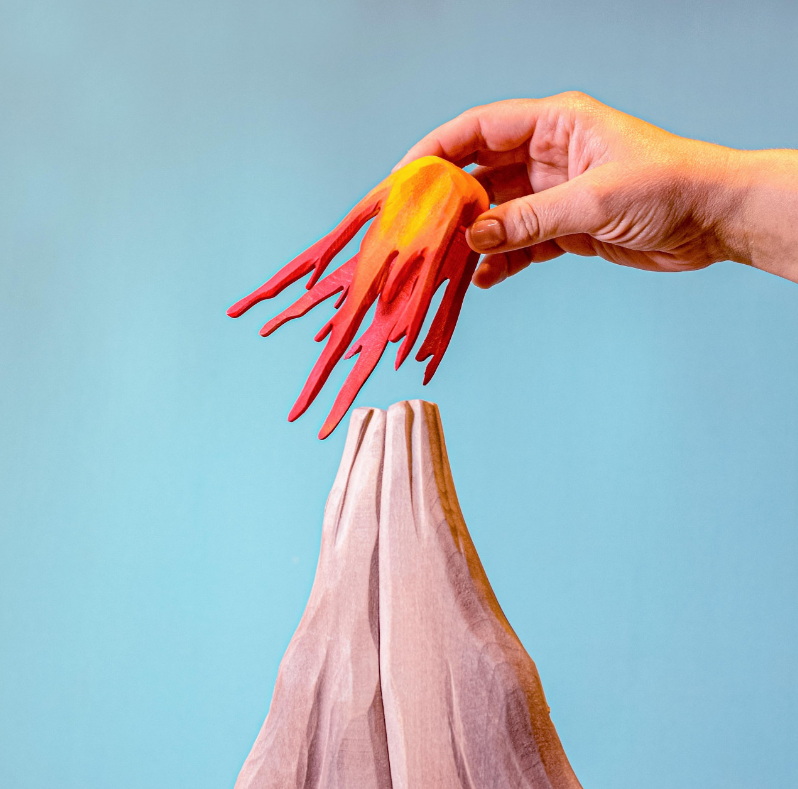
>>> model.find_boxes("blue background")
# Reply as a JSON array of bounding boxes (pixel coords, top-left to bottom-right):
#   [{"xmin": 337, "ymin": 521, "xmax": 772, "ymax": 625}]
[{"xmin": 1, "ymin": 1, "xmax": 797, "ymax": 787}]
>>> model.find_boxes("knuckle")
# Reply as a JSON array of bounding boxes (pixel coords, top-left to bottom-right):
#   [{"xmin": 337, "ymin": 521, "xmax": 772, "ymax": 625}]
[
  {"xmin": 554, "ymin": 91, "xmax": 606, "ymax": 123},
  {"xmin": 559, "ymin": 90, "xmax": 594, "ymax": 109},
  {"xmin": 508, "ymin": 199, "xmax": 542, "ymax": 244}
]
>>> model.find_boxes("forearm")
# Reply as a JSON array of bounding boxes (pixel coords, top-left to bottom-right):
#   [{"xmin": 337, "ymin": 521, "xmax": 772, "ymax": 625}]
[{"xmin": 719, "ymin": 148, "xmax": 798, "ymax": 283}]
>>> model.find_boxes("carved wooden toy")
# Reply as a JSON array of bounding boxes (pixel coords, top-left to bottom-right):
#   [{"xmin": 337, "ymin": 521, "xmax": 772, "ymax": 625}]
[
  {"xmin": 235, "ymin": 401, "xmax": 582, "ymax": 789},
  {"xmin": 235, "ymin": 407, "xmax": 391, "ymax": 789},
  {"xmin": 227, "ymin": 157, "xmax": 489, "ymax": 439}
]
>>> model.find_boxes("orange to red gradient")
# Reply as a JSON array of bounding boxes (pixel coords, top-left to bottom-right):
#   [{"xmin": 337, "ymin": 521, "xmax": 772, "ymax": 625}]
[{"xmin": 228, "ymin": 156, "xmax": 490, "ymax": 438}]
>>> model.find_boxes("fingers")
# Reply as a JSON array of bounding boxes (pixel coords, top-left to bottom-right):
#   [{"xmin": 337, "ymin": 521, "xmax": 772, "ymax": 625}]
[
  {"xmin": 472, "ymin": 243, "xmax": 564, "ymax": 288},
  {"xmin": 392, "ymin": 92, "xmax": 608, "ymax": 172},
  {"xmin": 393, "ymin": 99, "xmax": 548, "ymax": 172},
  {"xmin": 448, "ymin": 145, "xmax": 529, "ymax": 171},
  {"xmin": 472, "ymin": 163, "xmax": 532, "ymax": 205},
  {"xmin": 467, "ymin": 167, "xmax": 612, "ymax": 254}
]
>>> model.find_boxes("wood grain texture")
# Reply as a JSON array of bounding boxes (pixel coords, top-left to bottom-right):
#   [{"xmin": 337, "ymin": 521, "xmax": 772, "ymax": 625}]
[
  {"xmin": 379, "ymin": 400, "xmax": 582, "ymax": 789},
  {"xmin": 236, "ymin": 400, "xmax": 582, "ymax": 789},
  {"xmin": 235, "ymin": 407, "xmax": 391, "ymax": 789}
]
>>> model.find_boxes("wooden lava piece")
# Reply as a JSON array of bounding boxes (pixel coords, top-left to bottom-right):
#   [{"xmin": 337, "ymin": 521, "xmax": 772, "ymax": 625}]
[
  {"xmin": 236, "ymin": 401, "xmax": 582, "ymax": 789},
  {"xmin": 227, "ymin": 156, "xmax": 489, "ymax": 440}
]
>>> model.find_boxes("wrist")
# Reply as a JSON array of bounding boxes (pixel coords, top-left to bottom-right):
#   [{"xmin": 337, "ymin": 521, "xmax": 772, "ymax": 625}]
[{"xmin": 714, "ymin": 148, "xmax": 798, "ymax": 283}]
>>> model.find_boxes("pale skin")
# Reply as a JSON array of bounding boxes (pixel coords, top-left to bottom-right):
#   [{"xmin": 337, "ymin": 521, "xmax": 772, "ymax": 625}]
[{"xmin": 393, "ymin": 92, "xmax": 798, "ymax": 287}]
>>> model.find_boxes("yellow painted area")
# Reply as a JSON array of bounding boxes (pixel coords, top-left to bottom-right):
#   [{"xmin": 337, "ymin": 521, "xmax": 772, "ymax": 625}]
[{"xmin": 377, "ymin": 156, "xmax": 488, "ymax": 249}]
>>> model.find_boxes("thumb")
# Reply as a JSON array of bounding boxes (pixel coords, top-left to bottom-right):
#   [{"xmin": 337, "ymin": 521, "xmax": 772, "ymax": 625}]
[{"xmin": 467, "ymin": 167, "xmax": 612, "ymax": 253}]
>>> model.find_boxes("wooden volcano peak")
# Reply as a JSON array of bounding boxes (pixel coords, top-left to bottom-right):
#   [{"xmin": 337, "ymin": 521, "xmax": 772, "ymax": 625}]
[{"xmin": 236, "ymin": 401, "xmax": 582, "ymax": 789}]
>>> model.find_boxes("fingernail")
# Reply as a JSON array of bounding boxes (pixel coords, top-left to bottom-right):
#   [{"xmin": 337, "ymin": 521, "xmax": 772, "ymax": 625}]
[{"xmin": 469, "ymin": 219, "xmax": 506, "ymax": 250}]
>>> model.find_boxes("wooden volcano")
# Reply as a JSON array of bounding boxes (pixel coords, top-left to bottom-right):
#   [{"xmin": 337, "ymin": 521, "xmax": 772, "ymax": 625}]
[{"xmin": 236, "ymin": 401, "xmax": 582, "ymax": 789}]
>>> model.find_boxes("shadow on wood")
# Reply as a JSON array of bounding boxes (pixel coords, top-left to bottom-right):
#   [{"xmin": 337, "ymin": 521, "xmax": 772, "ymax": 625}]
[{"xmin": 236, "ymin": 401, "xmax": 582, "ymax": 789}]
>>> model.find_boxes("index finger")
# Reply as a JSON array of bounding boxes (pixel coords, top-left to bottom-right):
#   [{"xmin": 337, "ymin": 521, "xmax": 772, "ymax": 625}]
[{"xmin": 392, "ymin": 98, "xmax": 548, "ymax": 172}]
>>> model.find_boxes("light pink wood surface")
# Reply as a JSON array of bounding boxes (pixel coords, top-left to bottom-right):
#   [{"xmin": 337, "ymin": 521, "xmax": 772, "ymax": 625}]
[
  {"xmin": 235, "ymin": 407, "xmax": 391, "ymax": 789},
  {"xmin": 236, "ymin": 401, "xmax": 581, "ymax": 789},
  {"xmin": 379, "ymin": 401, "xmax": 581, "ymax": 789}
]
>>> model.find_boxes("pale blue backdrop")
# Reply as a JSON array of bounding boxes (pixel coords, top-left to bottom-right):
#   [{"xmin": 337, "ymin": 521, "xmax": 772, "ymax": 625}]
[{"xmin": 1, "ymin": 1, "xmax": 796, "ymax": 787}]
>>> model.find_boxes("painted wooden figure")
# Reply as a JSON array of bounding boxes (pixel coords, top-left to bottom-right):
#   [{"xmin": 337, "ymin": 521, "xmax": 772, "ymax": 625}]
[{"xmin": 227, "ymin": 158, "xmax": 490, "ymax": 438}]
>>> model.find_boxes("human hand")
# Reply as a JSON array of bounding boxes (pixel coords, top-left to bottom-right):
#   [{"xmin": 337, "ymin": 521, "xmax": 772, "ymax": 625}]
[{"xmin": 394, "ymin": 93, "xmax": 798, "ymax": 286}]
